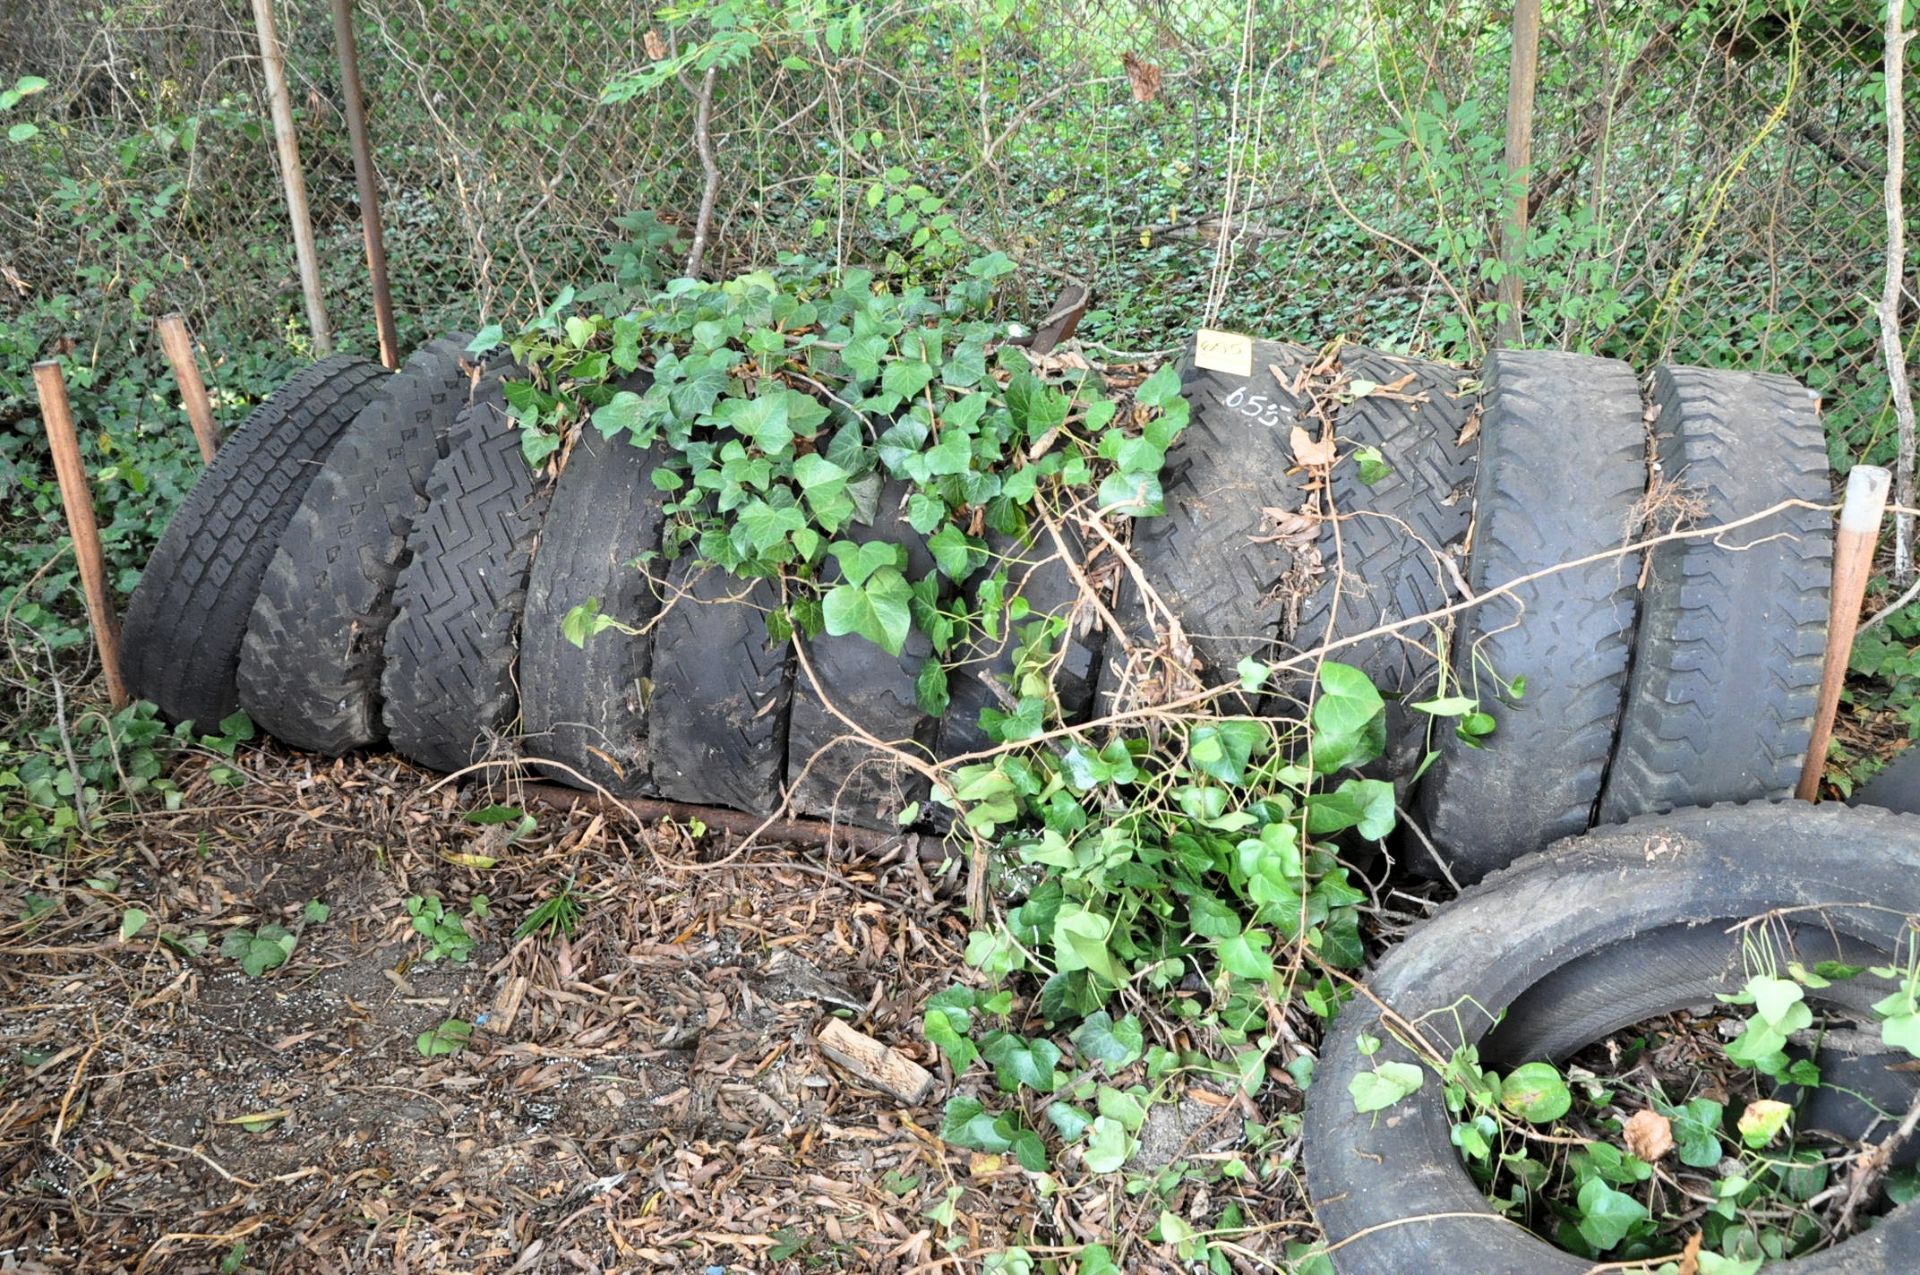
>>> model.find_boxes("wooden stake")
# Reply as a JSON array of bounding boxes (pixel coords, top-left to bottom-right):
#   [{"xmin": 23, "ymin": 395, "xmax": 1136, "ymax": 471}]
[
  {"xmin": 1495, "ymin": 0, "xmax": 1542, "ymax": 347},
  {"xmin": 155, "ymin": 314, "xmax": 220, "ymax": 464},
  {"xmin": 32, "ymin": 361, "xmax": 129, "ymax": 709},
  {"xmin": 329, "ymin": 0, "xmax": 399, "ymax": 369},
  {"xmin": 250, "ymin": 0, "xmax": 333, "ymax": 355},
  {"xmin": 1798, "ymin": 464, "xmax": 1891, "ymax": 801}
]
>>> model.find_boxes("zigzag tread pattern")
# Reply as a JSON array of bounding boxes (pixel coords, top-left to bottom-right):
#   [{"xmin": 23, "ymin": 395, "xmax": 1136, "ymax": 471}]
[
  {"xmin": 647, "ymin": 562, "xmax": 792, "ymax": 815},
  {"xmin": 1289, "ymin": 348, "xmax": 1475, "ymax": 770},
  {"xmin": 238, "ymin": 338, "xmax": 482, "ymax": 754},
  {"xmin": 520, "ymin": 423, "xmax": 669, "ymax": 796},
  {"xmin": 121, "ymin": 355, "xmax": 389, "ymax": 729},
  {"xmin": 1416, "ymin": 350, "xmax": 1645, "ymax": 880},
  {"xmin": 380, "ymin": 380, "xmax": 551, "ymax": 773},
  {"xmin": 1123, "ymin": 340, "xmax": 1314, "ymax": 685},
  {"xmin": 1599, "ymin": 364, "xmax": 1831, "ymax": 821}
]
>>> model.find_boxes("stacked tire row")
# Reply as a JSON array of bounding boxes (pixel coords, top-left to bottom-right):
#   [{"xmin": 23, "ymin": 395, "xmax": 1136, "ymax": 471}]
[
  {"xmin": 1105, "ymin": 336, "xmax": 1831, "ymax": 884},
  {"xmin": 119, "ymin": 337, "xmax": 1103, "ymax": 830},
  {"xmin": 122, "ymin": 333, "xmax": 1833, "ymax": 857}
]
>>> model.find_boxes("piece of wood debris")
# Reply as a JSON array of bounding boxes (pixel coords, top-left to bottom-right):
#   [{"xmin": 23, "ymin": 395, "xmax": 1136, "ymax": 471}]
[{"xmin": 815, "ymin": 1019, "xmax": 933, "ymax": 1105}]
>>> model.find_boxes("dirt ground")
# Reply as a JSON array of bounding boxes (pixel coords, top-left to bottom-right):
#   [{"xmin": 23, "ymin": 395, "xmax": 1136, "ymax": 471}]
[
  {"xmin": 0, "ymin": 746, "xmax": 1308, "ymax": 1274},
  {"xmin": 0, "ymin": 746, "xmax": 979, "ymax": 1273}
]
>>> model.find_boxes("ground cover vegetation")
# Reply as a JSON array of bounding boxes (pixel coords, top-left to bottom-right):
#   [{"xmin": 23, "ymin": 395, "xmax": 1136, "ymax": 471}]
[{"xmin": 1, "ymin": 0, "xmax": 1917, "ymax": 1269}]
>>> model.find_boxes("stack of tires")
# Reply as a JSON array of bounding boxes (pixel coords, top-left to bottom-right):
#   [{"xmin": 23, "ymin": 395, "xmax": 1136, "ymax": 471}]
[
  {"xmin": 1098, "ymin": 336, "xmax": 1831, "ymax": 883},
  {"xmin": 121, "ymin": 333, "xmax": 1833, "ymax": 859},
  {"xmin": 118, "ymin": 338, "xmax": 1085, "ymax": 829}
]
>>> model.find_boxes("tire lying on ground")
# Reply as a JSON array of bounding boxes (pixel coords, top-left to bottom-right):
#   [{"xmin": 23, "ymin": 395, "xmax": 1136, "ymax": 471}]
[
  {"xmin": 1305, "ymin": 802, "xmax": 1920, "ymax": 1274},
  {"xmin": 381, "ymin": 372, "xmax": 548, "ymax": 774},
  {"xmin": 646, "ymin": 559, "xmax": 793, "ymax": 815},
  {"xmin": 1598, "ymin": 365, "xmax": 1830, "ymax": 823},
  {"xmin": 122, "ymin": 355, "xmax": 389, "ymax": 730},
  {"xmin": 238, "ymin": 336, "xmax": 491, "ymax": 754},
  {"xmin": 1285, "ymin": 346, "xmax": 1475, "ymax": 773},
  {"xmin": 1096, "ymin": 339, "xmax": 1312, "ymax": 717},
  {"xmin": 1412, "ymin": 351, "xmax": 1643, "ymax": 882},
  {"xmin": 939, "ymin": 519, "xmax": 1104, "ymax": 760},
  {"xmin": 787, "ymin": 480, "xmax": 940, "ymax": 830},
  {"xmin": 519, "ymin": 399, "xmax": 670, "ymax": 797}
]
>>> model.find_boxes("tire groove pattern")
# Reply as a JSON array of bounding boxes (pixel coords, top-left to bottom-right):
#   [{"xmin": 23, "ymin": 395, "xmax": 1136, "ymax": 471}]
[
  {"xmin": 380, "ymin": 374, "xmax": 550, "ymax": 773},
  {"xmin": 239, "ymin": 336, "xmax": 489, "ymax": 754},
  {"xmin": 1598, "ymin": 364, "xmax": 1831, "ymax": 821},
  {"xmin": 647, "ymin": 561, "xmax": 792, "ymax": 815},
  {"xmin": 1289, "ymin": 347, "xmax": 1474, "ymax": 770},
  {"xmin": 122, "ymin": 355, "xmax": 389, "ymax": 729},
  {"xmin": 520, "ymin": 401, "xmax": 670, "ymax": 796},
  {"xmin": 1414, "ymin": 350, "xmax": 1645, "ymax": 881}
]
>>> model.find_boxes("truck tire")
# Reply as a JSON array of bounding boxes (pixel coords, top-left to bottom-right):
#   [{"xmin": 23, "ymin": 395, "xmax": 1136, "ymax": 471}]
[
  {"xmin": 1096, "ymin": 339, "xmax": 1314, "ymax": 716},
  {"xmin": 787, "ymin": 480, "xmax": 940, "ymax": 829},
  {"xmin": 238, "ymin": 337, "xmax": 487, "ymax": 754},
  {"xmin": 1413, "ymin": 351, "xmax": 1644, "ymax": 881},
  {"xmin": 519, "ymin": 414, "xmax": 670, "ymax": 796},
  {"xmin": 646, "ymin": 561, "xmax": 793, "ymax": 815},
  {"xmin": 1306, "ymin": 801, "xmax": 1920, "ymax": 1274},
  {"xmin": 381, "ymin": 374, "xmax": 549, "ymax": 774},
  {"xmin": 939, "ymin": 520, "xmax": 1104, "ymax": 759},
  {"xmin": 122, "ymin": 355, "xmax": 389, "ymax": 730},
  {"xmin": 1287, "ymin": 347, "xmax": 1475, "ymax": 779},
  {"xmin": 1598, "ymin": 365, "xmax": 1830, "ymax": 822}
]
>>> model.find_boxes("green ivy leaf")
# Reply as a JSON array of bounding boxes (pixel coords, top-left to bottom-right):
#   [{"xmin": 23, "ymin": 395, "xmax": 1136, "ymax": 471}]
[
  {"xmin": 1499, "ymin": 1061, "xmax": 1572, "ymax": 1123},
  {"xmin": 1574, "ymin": 1177, "xmax": 1647, "ymax": 1252},
  {"xmin": 821, "ymin": 568, "xmax": 912, "ymax": 655},
  {"xmin": 1348, "ymin": 1061, "xmax": 1423, "ymax": 1113},
  {"xmin": 927, "ymin": 524, "xmax": 984, "ymax": 580},
  {"xmin": 1081, "ymin": 1115, "xmax": 1133, "ymax": 1172},
  {"xmin": 1072, "ymin": 1012, "xmax": 1146, "ymax": 1068},
  {"xmin": 915, "ymin": 659, "xmax": 950, "ymax": 717}
]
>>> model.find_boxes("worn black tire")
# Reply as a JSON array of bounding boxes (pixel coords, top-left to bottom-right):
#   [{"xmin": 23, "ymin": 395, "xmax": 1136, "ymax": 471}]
[
  {"xmin": 1306, "ymin": 802, "xmax": 1920, "ymax": 1274},
  {"xmin": 1413, "ymin": 351, "xmax": 1644, "ymax": 881},
  {"xmin": 1852, "ymin": 744, "xmax": 1920, "ymax": 815},
  {"xmin": 939, "ymin": 520, "xmax": 1104, "ymax": 759},
  {"xmin": 1096, "ymin": 339, "xmax": 1313, "ymax": 716},
  {"xmin": 787, "ymin": 480, "xmax": 940, "ymax": 829},
  {"xmin": 238, "ymin": 337, "xmax": 486, "ymax": 754},
  {"xmin": 646, "ymin": 561, "xmax": 793, "ymax": 815},
  {"xmin": 122, "ymin": 355, "xmax": 389, "ymax": 730},
  {"xmin": 1598, "ymin": 365, "xmax": 1831, "ymax": 822},
  {"xmin": 520, "ymin": 412, "xmax": 670, "ymax": 796},
  {"xmin": 381, "ymin": 374, "xmax": 549, "ymax": 774},
  {"xmin": 1287, "ymin": 347, "xmax": 1475, "ymax": 776}
]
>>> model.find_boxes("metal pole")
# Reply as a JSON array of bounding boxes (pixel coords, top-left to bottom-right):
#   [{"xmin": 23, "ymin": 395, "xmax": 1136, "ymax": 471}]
[
  {"xmin": 1495, "ymin": 0, "xmax": 1542, "ymax": 348},
  {"xmin": 33, "ymin": 361, "xmax": 130, "ymax": 709},
  {"xmin": 250, "ymin": 0, "xmax": 334, "ymax": 355},
  {"xmin": 1798, "ymin": 464, "xmax": 1892, "ymax": 801},
  {"xmin": 329, "ymin": 0, "xmax": 399, "ymax": 369},
  {"xmin": 155, "ymin": 314, "xmax": 220, "ymax": 464}
]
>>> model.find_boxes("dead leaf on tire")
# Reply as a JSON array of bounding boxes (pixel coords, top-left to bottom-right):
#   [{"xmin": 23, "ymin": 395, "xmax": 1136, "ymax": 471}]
[
  {"xmin": 1622, "ymin": 1108, "xmax": 1673, "ymax": 1162},
  {"xmin": 1122, "ymin": 52, "xmax": 1162, "ymax": 103},
  {"xmin": 1289, "ymin": 425, "xmax": 1335, "ymax": 469}
]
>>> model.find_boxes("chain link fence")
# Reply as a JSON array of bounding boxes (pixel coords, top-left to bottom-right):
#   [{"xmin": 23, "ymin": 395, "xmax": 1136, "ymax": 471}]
[{"xmin": 0, "ymin": 1, "xmax": 1903, "ymax": 459}]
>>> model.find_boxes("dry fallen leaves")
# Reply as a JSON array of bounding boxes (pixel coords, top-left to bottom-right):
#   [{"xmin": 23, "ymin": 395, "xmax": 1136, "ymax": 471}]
[
  {"xmin": 1122, "ymin": 52, "xmax": 1163, "ymax": 103},
  {"xmin": 644, "ymin": 28, "xmax": 667, "ymax": 61},
  {"xmin": 1289, "ymin": 425, "xmax": 1336, "ymax": 469},
  {"xmin": 1622, "ymin": 1108, "xmax": 1674, "ymax": 1162}
]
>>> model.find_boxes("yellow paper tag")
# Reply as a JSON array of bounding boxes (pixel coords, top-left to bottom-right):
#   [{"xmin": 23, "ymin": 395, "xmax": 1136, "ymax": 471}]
[{"xmin": 1193, "ymin": 328, "xmax": 1253, "ymax": 377}]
